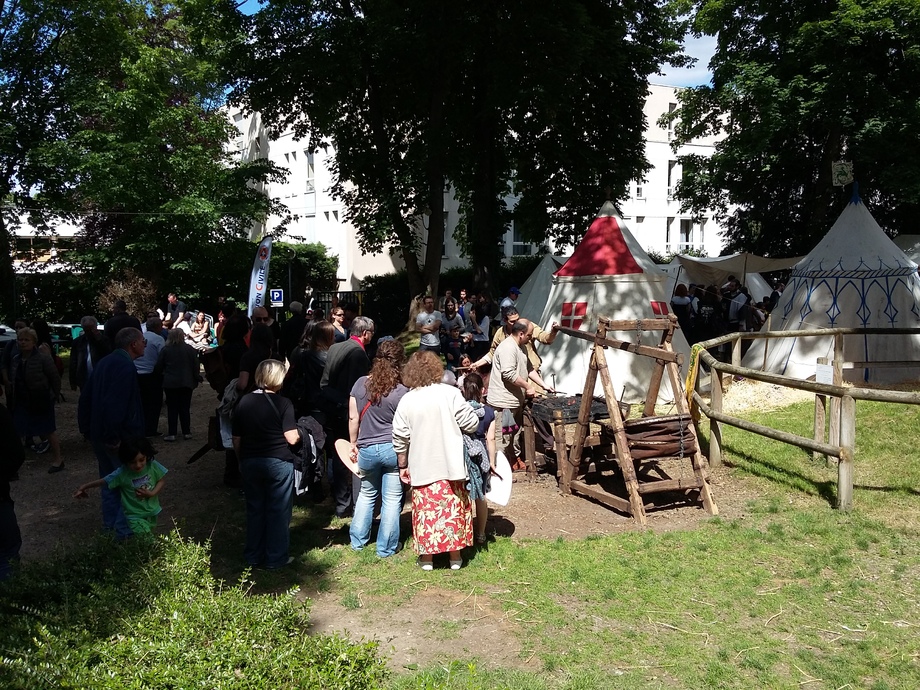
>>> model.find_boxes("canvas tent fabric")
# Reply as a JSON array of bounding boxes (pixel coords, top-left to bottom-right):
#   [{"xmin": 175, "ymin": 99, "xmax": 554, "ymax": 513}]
[
  {"xmin": 673, "ymin": 253, "xmax": 801, "ymax": 290},
  {"xmin": 512, "ymin": 254, "xmax": 568, "ymax": 322},
  {"xmin": 516, "ymin": 201, "xmax": 692, "ymax": 404},
  {"xmin": 658, "ymin": 262, "xmax": 773, "ymax": 304},
  {"xmin": 742, "ymin": 199, "xmax": 920, "ymax": 383}
]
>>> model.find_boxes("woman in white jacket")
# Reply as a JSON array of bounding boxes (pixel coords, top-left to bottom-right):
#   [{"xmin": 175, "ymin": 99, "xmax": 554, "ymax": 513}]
[{"xmin": 393, "ymin": 351, "xmax": 478, "ymax": 571}]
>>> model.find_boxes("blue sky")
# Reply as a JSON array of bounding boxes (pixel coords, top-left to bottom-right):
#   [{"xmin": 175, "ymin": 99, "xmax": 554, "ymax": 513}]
[{"xmin": 656, "ymin": 34, "xmax": 716, "ymax": 87}]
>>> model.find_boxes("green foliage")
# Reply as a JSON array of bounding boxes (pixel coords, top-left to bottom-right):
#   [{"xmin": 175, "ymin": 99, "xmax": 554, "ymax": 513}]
[
  {"xmin": 191, "ymin": 0, "xmax": 688, "ymax": 296},
  {"xmin": 268, "ymin": 241, "xmax": 340, "ymax": 306},
  {"xmin": 26, "ymin": 0, "xmax": 289, "ymax": 305},
  {"xmin": 361, "ymin": 269, "xmax": 412, "ymax": 337},
  {"xmin": 673, "ymin": 0, "xmax": 920, "ymax": 255},
  {"xmin": 15, "ymin": 272, "xmax": 101, "ymax": 323},
  {"xmin": 0, "ymin": 532, "xmax": 388, "ymax": 689}
]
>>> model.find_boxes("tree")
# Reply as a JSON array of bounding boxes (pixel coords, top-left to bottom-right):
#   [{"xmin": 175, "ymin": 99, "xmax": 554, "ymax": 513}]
[
  {"xmin": 21, "ymin": 0, "xmax": 291, "ymax": 315},
  {"xmin": 0, "ymin": 0, "xmax": 129, "ymax": 317},
  {"xmin": 187, "ymin": 0, "xmax": 686, "ymax": 301},
  {"xmin": 671, "ymin": 0, "xmax": 920, "ymax": 256}
]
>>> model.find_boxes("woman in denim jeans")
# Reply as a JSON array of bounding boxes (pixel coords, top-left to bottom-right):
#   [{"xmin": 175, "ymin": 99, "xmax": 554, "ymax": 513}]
[
  {"xmin": 232, "ymin": 360, "xmax": 300, "ymax": 569},
  {"xmin": 347, "ymin": 340, "xmax": 408, "ymax": 557}
]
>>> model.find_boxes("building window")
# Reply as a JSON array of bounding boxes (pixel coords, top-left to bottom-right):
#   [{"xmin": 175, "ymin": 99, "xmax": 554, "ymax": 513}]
[
  {"xmin": 699, "ymin": 218, "xmax": 706, "ymax": 247},
  {"xmin": 511, "ymin": 220, "xmax": 533, "ymax": 256},
  {"xmin": 636, "ymin": 216, "xmax": 645, "ymax": 224},
  {"xmin": 666, "ymin": 216, "xmax": 674, "ymax": 251},
  {"xmin": 679, "ymin": 218, "xmax": 693, "ymax": 251},
  {"xmin": 305, "ymin": 152, "xmax": 315, "ymax": 193},
  {"xmin": 667, "ymin": 102, "xmax": 677, "ymax": 140},
  {"xmin": 635, "ymin": 180, "xmax": 646, "ymax": 199},
  {"xmin": 667, "ymin": 160, "xmax": 677, "ymax": 199}
]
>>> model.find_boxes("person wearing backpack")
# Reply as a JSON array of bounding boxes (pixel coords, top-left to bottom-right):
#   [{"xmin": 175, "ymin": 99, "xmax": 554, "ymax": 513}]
[{"xmin": 232, "ymin": 360, "xmax": 300, "ymax": 570}]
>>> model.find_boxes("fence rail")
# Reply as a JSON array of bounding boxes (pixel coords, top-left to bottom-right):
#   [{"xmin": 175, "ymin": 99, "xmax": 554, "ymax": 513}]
[{"xmin": 691, "ymin": 327, "xmax": 920, "ymax": 511}]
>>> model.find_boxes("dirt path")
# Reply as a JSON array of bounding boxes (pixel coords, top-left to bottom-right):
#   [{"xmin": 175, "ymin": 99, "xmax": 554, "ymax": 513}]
[{"xmin": 11, "ymin": 378, "xmax": 802, "ymax": 672}]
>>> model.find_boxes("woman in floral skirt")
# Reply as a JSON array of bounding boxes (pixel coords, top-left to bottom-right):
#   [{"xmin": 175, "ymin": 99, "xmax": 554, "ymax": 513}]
[{"xmin": 392, "ymin": 351, "xmax": 478, "ymax": 570}]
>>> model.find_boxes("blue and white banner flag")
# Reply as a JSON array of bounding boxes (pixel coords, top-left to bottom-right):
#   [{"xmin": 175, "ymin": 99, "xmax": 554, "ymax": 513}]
[{"xmin": 248, "ymin": 236, "xmax": 273, "ymax": 316}]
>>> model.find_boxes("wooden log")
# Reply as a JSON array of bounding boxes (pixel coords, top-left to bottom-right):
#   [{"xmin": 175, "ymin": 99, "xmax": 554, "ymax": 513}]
[
  {"xmin": 553, "ymin": 410, "xmax": 572, "ymax": 493},
  {"xmin": 829, "ymin": 334, "xmax": 843, "ymax": 447},
  {"xmin": 570, "ymin": 480, "xmax": 633, "ymax": 514},
  {"xmin": 662, "ymin": 338, "xmax": 718, "ymax": 516},
  {"xmin": 696, "ymin": 350, "xmax": 920, "ymax": 405},
  {"xmin": 592, "ymin": 326, "xmax": 647, "ymax": 525},
  {"xmin": 694, "ymin": 392, "xmax": 840, "ymax": 457},
  {"xmin": 709, "ymin": 369, "xmax": 723, "ymax": 468},
  {"xmin": 553, "ymin": 325, "xmax": 682, "ymax": 364},
  {"xmin": 522, "ymin": 406, "xmax": 537, "ymax": 480},
  {"xmin": 636, "ymin": 477, "xmax": 704, "ymax": 494},
  {"xmin": 644, "ymin": 324, "xmax": 673, "ymax": 416},
  {"xmin": 838, "ymin": 394, "xmax": 856, "ymax": 511},
  {"xmin": 814, "ymin": 357, "xmax": 827, "ymax": 463}
]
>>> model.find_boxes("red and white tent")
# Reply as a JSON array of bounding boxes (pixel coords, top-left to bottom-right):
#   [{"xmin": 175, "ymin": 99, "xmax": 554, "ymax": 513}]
[{"xmin": 518, "ymin": 201, "xmax": 691, "ymax": 403}]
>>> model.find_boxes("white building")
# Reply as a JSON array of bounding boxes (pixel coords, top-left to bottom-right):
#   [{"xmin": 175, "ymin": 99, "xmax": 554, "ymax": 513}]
[
  {"xmin": 620, "ymin": 83, "xmax": 723, "ymax": 258},
  {"xmin": 232, "ymin": 83, "xmax": 727, "ymax": 289}
]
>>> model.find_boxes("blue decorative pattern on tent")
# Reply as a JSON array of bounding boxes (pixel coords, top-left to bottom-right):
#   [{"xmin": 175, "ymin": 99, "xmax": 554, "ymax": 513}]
[{"xmin": 781, "ymin": 273, "xmax": 920, "ymax": 328}]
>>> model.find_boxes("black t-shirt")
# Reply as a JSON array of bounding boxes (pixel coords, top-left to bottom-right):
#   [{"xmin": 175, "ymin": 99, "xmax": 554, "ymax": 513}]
[
  {"xmin": 232, "ymin": 391, "xmax": 296, "ymax": 462},
  {"xmin": 166, "ymin": 300, "xmax": 187, "ymax": 324},
  {"xmin": 239, "ymin": 347, "xmax": 278, "ymax": 392}
]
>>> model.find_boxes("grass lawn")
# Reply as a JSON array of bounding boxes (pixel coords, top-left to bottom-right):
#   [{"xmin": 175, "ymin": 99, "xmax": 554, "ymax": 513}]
[
  {"xmin": 294, "ymin": 398, "xmax": 920, "ymax": 689},
  {"xmin": 6, "ymin": 364, "xmax": 917, "ymax": 688}
]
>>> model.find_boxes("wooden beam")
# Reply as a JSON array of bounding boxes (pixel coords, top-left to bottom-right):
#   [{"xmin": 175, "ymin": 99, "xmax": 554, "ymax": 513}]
[
  {"xmin": 570, "ymin": 480, "xmax": 633, "ymax": 514},
  {"xmin": 554, "ymin": 326, "xmax": 681, "ymax": 364},
  {"xmin": 636, "ymin": 477, "xmax": 703, "ymax": 494}
]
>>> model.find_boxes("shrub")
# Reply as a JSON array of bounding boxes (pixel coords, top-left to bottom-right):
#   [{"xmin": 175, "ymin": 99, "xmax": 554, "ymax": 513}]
[
  {"xmin": 361, "ymin": 268, "xmax": 412, "ymax": 337},
  {"xmin": 0, "ymin": 532, "xmax": 388, "ymax": 689}
]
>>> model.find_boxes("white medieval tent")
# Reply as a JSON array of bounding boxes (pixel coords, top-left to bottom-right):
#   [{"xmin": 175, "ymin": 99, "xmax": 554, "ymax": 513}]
[
  {"xmin": 513, "ymin": 254, "xmax": 568, "ymax": 321},
  {"xmin": 742, "ymin": 196, "xmax": 920, "ymax": 383},
  {"xmin": 517, "ymin": 201, "xmax": 692, "ymax": 404}
]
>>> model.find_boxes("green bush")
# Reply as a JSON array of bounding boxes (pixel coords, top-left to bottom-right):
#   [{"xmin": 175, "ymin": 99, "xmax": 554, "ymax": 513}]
[
  {"xmin": 361, "ymin": 268, "xmax": 412, "ymax": 337},
  {"xmin": 0, "ymin": 532, "xmax": 388, "ymax": 689}
]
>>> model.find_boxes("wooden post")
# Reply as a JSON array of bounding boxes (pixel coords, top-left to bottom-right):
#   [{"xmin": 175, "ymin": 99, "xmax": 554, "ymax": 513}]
[
  {"xmin": 813, "ymin": 357, "xmax": 827, "ymax": 462},
  {"xmin": 709, "ymin": 367, "xmax": 723, "ymax": 468},
  {"xmin": 553, "ymin": 409, "xmax": 571, "ymax": 493},
  {"xmin": 522, "ymin": 406, "xmax": 537, "ymax": 480},
  {"xmin": 762, "ymin": 315, "xmax": 771, "ymax": 371},
  {"xmin": 592, "ymin": 324, "xmax": 647, "ymax": 524},
  {"xmin": 731, "ymin": 336, "xmax": 742, "ymax": 368},
  {"xmin": 829, "ymin": 335, "xmax": 844, "ymax": 446},
  {"xmin": 837, "ymin": 394, "xmax": 856, "ymax": 511}
]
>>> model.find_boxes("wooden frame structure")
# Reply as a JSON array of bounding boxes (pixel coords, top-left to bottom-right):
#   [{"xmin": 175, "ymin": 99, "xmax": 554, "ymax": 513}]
[{"xmin": 552, "ymin": 315, "xmax": 718, "ymax": 525}]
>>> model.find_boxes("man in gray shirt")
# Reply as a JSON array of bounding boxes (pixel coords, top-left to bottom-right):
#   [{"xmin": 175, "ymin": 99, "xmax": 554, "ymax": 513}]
[
  {"xmin": 415, "ymin": 295, "xmax": 442, "ymax": 354},
  {"xmin": 486, "ymin": 319, "xmax": 551, "ymax": 471}
]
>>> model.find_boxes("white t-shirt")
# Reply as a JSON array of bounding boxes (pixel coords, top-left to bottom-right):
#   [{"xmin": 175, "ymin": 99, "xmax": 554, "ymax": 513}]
[{"xmin": 416, "ymin": 309, "xmax": 442, "ymax": 347}]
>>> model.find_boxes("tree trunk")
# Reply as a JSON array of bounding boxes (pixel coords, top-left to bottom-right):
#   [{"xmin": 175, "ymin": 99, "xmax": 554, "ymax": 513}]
[{"xmin": 0, "ymin": 212, "xmax": 16, "ymax": 320}]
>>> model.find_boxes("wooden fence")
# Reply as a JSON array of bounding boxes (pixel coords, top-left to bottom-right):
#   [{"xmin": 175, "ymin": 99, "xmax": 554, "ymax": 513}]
[{"xmin": 691, "ymin": 327, "xmax": 920, "ymax": 510}]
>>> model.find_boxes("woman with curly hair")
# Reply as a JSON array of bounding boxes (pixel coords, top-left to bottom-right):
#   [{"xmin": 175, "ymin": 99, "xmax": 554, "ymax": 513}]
[
  {"xmin": 393, "ymin": 351, "xmax": 478, "ymax": 570},
  {"xmin": 347, "ymin": 339, "xmax": 409, "ymax": 557}
]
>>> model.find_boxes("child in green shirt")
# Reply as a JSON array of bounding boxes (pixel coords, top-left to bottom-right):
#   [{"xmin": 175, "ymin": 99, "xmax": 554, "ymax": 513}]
[{"xmin": 74, "ymin": 438, "xmax": 167, "ymax": 535}]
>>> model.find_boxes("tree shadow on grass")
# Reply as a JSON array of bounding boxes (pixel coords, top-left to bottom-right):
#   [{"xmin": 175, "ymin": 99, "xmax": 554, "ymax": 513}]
[{"xmin": 722, "ymin": 444, "xmax": 837, "ymax": 506}]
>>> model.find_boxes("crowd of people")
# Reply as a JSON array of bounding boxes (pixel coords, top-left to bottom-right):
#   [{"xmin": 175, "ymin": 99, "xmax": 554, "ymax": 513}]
[
  {"xmin": 671, "ymin": 277, "xmax": 785, "ymax": 359},
  {"xmin": 0, "ymin": 285, "xmax": 562, "ymax": 577}
]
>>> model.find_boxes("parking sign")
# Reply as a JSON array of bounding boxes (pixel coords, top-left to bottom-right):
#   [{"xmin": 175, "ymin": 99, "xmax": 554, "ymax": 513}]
[{"xmin": 270, "ymin": 289, "xmax": 284, "ymax": 307}]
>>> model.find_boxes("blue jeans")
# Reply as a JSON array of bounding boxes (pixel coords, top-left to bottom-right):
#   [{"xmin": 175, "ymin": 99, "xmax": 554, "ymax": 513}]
[
  {"xmin": 92, "ymin": 441, "xmax": 131, "ymax": 538},
  {"xmin": 349, "ymin": 443, "xmax": 404, "ymax": 557},
  {"xmin": 240, "ymin": 456, "xmax": 294, "ymax": 568}
]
